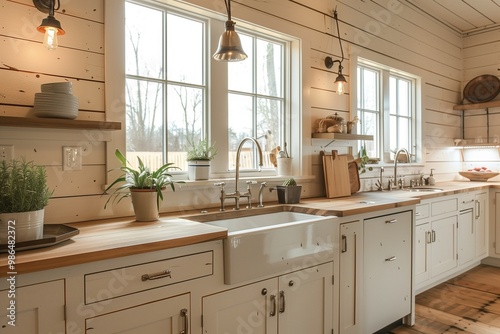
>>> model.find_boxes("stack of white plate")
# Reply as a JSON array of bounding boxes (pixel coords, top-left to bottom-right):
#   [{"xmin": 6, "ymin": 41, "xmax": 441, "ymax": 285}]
[{"xmin": 34, "ymin": 82, "xmax": 79, "ymax": 119}]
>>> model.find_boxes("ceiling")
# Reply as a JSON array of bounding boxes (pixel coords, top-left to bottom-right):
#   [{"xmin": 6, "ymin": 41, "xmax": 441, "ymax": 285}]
[{"xmin": 404, "ymin": 0, "xmax": 500, "ymax": 35}]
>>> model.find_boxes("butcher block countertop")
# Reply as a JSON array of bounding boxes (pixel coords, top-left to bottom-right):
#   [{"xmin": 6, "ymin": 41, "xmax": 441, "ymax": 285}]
[{"xmin": 1, "ymin": 181, "xmax": 498, "ymax": 277}]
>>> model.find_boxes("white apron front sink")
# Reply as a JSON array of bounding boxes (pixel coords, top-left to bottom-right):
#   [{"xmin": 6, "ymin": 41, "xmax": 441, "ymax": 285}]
[{"xmin": 192, "ymin": 211, "xmax": 337, "ymax": 284}]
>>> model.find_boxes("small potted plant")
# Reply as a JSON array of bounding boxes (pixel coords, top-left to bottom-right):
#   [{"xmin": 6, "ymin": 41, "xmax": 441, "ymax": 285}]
[
  {"xmin": 103, "ymin": 149, "xmax": 183, "ymax": 221},
  {"xmin": 0, "ymin": 159, "xmax": 52, "ymax": 242},
  {"xmin": 273, "ymin": 177, "xmax": 302, "ymax": 204},
  {"xmin": 186, "ymin": 139, "xmax": 217, "ymax": 180}
]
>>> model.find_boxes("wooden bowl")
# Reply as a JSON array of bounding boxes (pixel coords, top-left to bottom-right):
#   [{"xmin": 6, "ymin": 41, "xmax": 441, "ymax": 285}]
[{"xmin": 459, "ymin": 171, "xmax": 499, "ymax": 182}]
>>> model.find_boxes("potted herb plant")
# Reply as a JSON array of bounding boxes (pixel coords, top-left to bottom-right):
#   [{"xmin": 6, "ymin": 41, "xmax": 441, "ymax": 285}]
[
  {"xmin": 186, "ymin": 139, "xmax": 217, "ymax": 180},
  {"xmin": 273, "ymin": 177, "xmax": 302, "ymax": 204},
  {"xmin": 0, "ymin": 159, "xmax": 52, "ymax": 242},
  {"xmin": 103, "ymin": 149, "xmax": 183, "ymax": 221}
]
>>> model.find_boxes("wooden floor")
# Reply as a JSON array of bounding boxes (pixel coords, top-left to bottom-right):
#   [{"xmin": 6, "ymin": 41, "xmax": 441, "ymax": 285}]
[{"xmin": 391, "ymin": 265, "xmax": 500, "ymax": 334}]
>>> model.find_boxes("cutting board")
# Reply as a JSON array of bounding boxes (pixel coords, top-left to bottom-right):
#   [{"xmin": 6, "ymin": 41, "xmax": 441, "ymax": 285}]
[{"xmin": 322, "ymin": 150, "xmax": 351, "ymax": 198}]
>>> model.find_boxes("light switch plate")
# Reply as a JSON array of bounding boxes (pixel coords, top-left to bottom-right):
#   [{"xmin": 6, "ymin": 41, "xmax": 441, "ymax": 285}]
[{"xmin": 63, "ymin": 146, "xmax": 82, "ymax": 171}]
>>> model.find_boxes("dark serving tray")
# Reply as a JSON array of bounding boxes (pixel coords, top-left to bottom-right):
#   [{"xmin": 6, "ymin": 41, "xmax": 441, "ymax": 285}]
[{"xmin": 0, "ymin": 224, "xmax": 79, "ymax": 252}]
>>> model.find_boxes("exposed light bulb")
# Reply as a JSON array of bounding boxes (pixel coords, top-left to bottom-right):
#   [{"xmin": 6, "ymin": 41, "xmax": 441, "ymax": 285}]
[
  {"xmin": 336, "ymin": 81, "xmax": 345, "ymax": 95},
  {"xmin": 43, "ymin": 27, "xmax": 59, "ymax": 50}
]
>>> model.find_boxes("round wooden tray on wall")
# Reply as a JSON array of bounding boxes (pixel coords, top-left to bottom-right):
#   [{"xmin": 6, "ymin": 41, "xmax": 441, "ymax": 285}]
[{"xmin": 463, "ymin": 74, "xmax": 500, "ymax": 103}]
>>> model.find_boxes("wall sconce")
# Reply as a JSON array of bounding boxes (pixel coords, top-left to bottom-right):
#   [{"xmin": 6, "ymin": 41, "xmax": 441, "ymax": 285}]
[
  {"xmin": 33, "ymin": 0, "xmax": 65, "ymax": 50},
  {"xmin": 324, "ymin": 9, "xmax": 347, "ymax": 95},
  {"xmin": 213, "ymin": 0, "xmax": 247, "ymax": 62}
]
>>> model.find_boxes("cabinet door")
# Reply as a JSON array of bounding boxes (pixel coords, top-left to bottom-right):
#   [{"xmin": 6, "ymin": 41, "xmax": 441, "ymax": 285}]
[
  {"xmin": 415, "ymin": 221, "xmax": 431, "ymax": 285},
  {"xmin": 339, "ymin": 221, "xmax": 362, "ymax": 334},
  {"xmin": 278, "ymin": 262, "xmax": 333, "ymax": 334},
  {"xmin": 475, "ymin": 192, "xmax": 488, "ymax": 258},
  {"xmin": 85, "ymin": 294, "xmax": 189, "ymax": 333},
  {"xmin": 203, "ymin": 278, "xmax": 277, "ymax": 334},
  {"xmin": 364, "ymin": 211, "xmax": 412, "ymax": 333},
  {"xmin": 458, "ymin": 209, "xmax": 475, "ymax": 266},
  {"xmin": 0, "ymin": 280, "xmax": 65, "ymax": 334},
  {"xmin": 431, "ymin": 215, "xmax": 457, "ymax": 277}
]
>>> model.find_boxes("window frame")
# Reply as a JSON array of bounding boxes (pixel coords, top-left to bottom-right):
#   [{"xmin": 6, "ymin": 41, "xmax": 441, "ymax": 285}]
[
  {"xmin": 356, "ymin": 58, "xmax": 420, "ymax": 164},
  {"xmin": 124, "ymin": 0, "xmax": 292, "ymax": 179}
]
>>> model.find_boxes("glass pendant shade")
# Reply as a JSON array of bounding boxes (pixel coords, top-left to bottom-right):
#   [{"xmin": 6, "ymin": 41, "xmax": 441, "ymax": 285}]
[
  {"xmin": 213, "ymin": 20, "xmax": 247, "ymax": 62},
  {"xmin": 33, "ymin": 0, "xmax": 64, "ymax": 50},
  {"xmin": 335, "ymin": 73, "xmax": 347, "ymax": 95}
]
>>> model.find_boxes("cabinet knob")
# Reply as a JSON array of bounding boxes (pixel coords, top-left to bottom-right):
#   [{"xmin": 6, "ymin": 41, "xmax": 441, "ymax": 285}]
[
  {"xmin": 261, "ymin": 288, "xmax": 267, "ymax": 295},
  {"xmin": 288, "ymin": 280, "xmax": 294, "ymax": 287}
]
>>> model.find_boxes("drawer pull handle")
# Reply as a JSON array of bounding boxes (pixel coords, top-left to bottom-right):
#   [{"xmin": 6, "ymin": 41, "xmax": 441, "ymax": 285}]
[
  {"xmin": 341, "ymin": 235, "xmax": 347, "ymax": 253},
  {"xmin": 385, "ymin": 256, "xmax": 397, "ymax": 262},
  {"xmin": 270, "ymin": 294, "xmax": 277, "ymax": 317},
  {"xmin": 463, "ymin": 199, "xmax": 474, "ymax": 204},
  {"xmin": 279, "ymin": 290, "xmax": 286, "ymax": 313},
  {"xmin": 431, "ymin": 230, "xmax": 436, "ymax": 243},
  {"xmin": 141, "ymin": 269, "xmax": 172, "ymax": 281},
  {"xmin": 180, "ymin": 308, "xmax": 188, "ymax": 334},
  {"xmin": 415, "ymin": 212, "xmax": 422, "ymax": 216},
  {"xmin": 386, "ymin": 219, "xmax": 398, "ymax": 224}
]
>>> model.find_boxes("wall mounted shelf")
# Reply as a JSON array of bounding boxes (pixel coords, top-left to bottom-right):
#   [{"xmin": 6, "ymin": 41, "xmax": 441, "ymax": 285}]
[
  {"xmin": 0, "ymin": 116, "xmax": 121, "ymax": 131},
  {"xmin": 312, "ymin": 133, "xmax": 373, "ymax": 141},
  {"xmin": 453, "ymin": 100, "xmax": 500, "ymax": 111}
]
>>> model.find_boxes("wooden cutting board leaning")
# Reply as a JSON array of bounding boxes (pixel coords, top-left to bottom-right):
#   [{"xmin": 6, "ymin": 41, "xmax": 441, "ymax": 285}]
[{"xmin": 321, "ymin": 150, "xmax": 353, "ymax": 198}]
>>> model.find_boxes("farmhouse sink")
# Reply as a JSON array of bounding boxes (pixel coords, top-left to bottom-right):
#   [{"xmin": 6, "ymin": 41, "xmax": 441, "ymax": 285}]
[
  {"xmin": 404, "ymin": 186, "xmax": 444, "ymax": 192},
  {"xmin": 186, "ymin": 209, "xmax": 337, "ymax": 284}
]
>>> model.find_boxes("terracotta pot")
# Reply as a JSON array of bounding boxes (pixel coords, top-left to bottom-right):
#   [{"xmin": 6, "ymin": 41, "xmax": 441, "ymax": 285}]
[{"xmin": 130, "ymin": 189, "xmax": 159, "ymax": 222}]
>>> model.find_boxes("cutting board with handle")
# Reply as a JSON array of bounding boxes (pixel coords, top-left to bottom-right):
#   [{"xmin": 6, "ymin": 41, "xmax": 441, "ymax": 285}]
[{"xmin": 322, "ymin": 150, "xmax": 351, "ymax": 198}]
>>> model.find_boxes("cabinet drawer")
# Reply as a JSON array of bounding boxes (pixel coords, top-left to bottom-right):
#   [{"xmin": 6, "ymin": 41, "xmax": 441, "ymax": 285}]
[
  {"xmin": 85, "ymin": 251, "xmax": 213, "ymax": 303},
  {"xmin": 431, "ymin": 197, "xmax": 458, "ymax": 217},
  {"xmin": 364, "ymin": 211, "xmax": 412, "ymax": 255},
  {"xmin": 415, "ymin": 203, "xmax": 429, "ymax": 221},
  {"xmin": 458, "ymin": 193, "xmax": 475, "ymax": 210}
]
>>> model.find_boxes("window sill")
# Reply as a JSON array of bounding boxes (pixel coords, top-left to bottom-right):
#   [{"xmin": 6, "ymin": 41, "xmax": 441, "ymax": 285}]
[{"xmin": 177, "ymin": 174, "xmax": 316, "ymax": 190}]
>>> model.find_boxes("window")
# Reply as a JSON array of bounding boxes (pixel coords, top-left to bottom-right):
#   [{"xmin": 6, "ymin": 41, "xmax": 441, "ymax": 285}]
[
  {"xmin": 124, "ymin": 1, "xmax": 288, "ymax": 175},
  {"xmin": 228, "ymin": 34, "xmax": 285, "ymax": 170},
  {"xmin": 357, "ymin": 60, "xmax": 418, "ymax": 163}
]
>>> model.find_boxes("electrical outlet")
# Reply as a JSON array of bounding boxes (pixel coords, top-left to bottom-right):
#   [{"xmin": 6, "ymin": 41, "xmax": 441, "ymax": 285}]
[
  {"xmin": 0, "ymin": 145, "xmax": 14, "ymax": 161},
  {"xmin": 63, "ymin": 146, "xmax": 82, "ymax": 171}
]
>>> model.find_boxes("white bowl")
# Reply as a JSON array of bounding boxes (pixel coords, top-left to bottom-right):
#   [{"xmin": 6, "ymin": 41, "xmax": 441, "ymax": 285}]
[{"xmin": 459, "ymin": 171, "xmax": 499, "ymax": 182}]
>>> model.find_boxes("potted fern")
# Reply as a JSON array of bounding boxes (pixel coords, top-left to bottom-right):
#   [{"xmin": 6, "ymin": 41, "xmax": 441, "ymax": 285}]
[
  {"xmin": 103, "ymin": 149, "xmax": 183, "ymax": 221},
  {"xmin": 186, "ymin": 139, "xmax": 217, "ymax": 180},
  {"xmin": 0, "ymin": 159, "xmax": 52, "ymax": 242}
]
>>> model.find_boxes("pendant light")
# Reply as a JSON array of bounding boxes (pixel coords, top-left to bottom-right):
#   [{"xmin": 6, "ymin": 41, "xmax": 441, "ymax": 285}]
[
  {"xmin": 33, "ymin": 0, "xmax": 65, "ymax": 50},
  {"xmin": 213, "ymin": 0, "xmax": 247, "ymax": 62},
  {"xmin": 324, "ymin": 9, "xmax": 347, "ymax": 95}
]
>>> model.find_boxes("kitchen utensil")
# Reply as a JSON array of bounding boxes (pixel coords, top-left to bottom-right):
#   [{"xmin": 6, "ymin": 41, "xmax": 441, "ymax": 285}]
[{"xmin": 348, "ymin": 161, "xmax": 360, "ymax": 193}]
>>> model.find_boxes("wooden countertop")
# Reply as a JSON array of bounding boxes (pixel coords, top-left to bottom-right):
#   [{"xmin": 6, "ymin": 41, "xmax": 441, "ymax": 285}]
[
  {"xmin": 0, "ymin": 217, "xmax": 227, "ymax": 277},
  {"xmin": 1, "ymin": 181, "xmax": 498, "ymax": 277}
]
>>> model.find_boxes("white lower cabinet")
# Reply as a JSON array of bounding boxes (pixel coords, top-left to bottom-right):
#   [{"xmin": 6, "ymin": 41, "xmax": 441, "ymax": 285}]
[
  {"xmin": 338, "ymin": 220, "xmax": 362, "ymax": 334},
  {"xmin": 415, "ymin": 191, "xmax": 489, "ymax": 292},
  {"xmin": 202, "ymin": 262, "xmax": 333, "ymax": 334},
  {"xmin": 363, "ymin": 211, "xmax": 412, "ymax": 333},
  {"xmin": 0, "ymin": 279, "xmax": 65, "ymax": 333},
  {"xmin": 85, "ymin": 294, "xmax": 189, "ymax": 333}
]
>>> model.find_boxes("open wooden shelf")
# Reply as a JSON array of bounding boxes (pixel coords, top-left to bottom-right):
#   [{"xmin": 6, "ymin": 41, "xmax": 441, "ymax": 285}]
[
  {"xmin": 453, "ymin": 100, "xmax": 500, "ymax": 110},
  {"xmin": 0, "ymin": 116, "xmax": 121, "ymax": 130},
  {"xmin": 312, "ymin": 132, "xmax": 373, "ymax": 141}
]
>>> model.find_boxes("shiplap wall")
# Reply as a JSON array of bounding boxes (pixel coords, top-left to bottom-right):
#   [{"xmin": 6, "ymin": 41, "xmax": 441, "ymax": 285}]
[{"xmin": 1, "ymin": 0, "xmax": 488, "ymax": 223}]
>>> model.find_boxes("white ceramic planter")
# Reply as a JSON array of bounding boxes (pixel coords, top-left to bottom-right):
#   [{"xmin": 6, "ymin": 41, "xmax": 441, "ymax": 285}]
[
  {"xmin": 188, "ymin": 160, "xmax": 210, "ymax": 180},
  {"xmin": 130, "ymin": 189, "xmax": 159, "ymax": 222},
  {"xmin": 0, "ymin": 209, "xmax": 44, "ymax": 243}
]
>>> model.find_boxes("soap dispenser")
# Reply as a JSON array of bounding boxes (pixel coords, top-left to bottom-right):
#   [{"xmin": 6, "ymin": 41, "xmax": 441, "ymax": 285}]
[{"xmin": 429, "ymin": 169, "xmax": 436, "ymax": 185}]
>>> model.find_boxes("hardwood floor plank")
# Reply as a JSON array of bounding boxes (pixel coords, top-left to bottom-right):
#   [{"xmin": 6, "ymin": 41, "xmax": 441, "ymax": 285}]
[{"xmin": 390, "ymin": 265, "xmax": 500, "ymax": 334}]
